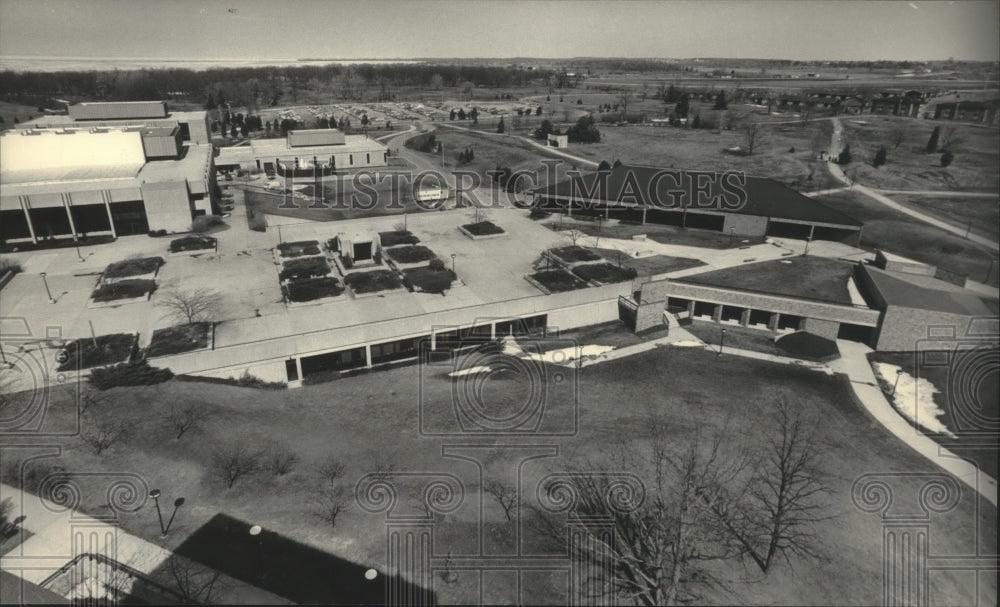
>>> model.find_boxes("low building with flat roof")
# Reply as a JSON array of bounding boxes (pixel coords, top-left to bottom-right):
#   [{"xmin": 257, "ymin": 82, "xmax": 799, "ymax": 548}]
[
  {"xmin": 22, "ymin": 101, "xmax": 211, "ymax": 145},
  {"xmin": 215, "ymin": 129, "xmax": 388, "ymax": 175}
]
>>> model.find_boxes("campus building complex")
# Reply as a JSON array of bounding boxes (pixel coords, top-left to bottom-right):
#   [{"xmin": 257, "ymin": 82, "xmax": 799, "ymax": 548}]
[
  {"xmin": 214, "ymin": 129, "xmax": 389, "ymax": 175},
  {"xmin": 1, "ymin": 101, "xmax": 217, "ymax": 241},
  {"xmin": 533, "ymin": 164, "xmax": 864, "ymax": 244}
]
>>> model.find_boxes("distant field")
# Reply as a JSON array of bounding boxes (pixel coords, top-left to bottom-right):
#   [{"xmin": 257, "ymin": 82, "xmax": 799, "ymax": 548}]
[
  {"xmin": 840, "ymin": 115, "xmax": 1000, "ymax": 192},
  {"xmin": 814, "ymin": 190, "xmax": 999, "ymax": 286},
  {"xmin": 425, "ymin": 127, "xmax": 565, "ymax": 188},
  {"xmin": 562, "ymin": 121, "xmax": 841, "ymax": 190},
  {"xmin": 0, "ymin": 101, "xmax": 41, "ymax": 130}
]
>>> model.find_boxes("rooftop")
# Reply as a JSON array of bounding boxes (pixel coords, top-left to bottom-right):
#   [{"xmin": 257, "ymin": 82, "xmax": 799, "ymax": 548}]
[
  {"xmin": 678, "ymin": 256, "xmax": 860, "ymax": 305},
  {"xmin": 250, "ymin": 134, "xmax": 387, "ymax": 159},
  {"xmin": 863, "ymin": 265, "xmax": 996, "ymax": 316},
  {"xmin": 535, "ymin": 165, "xmax": 862, "ymax": 227}
]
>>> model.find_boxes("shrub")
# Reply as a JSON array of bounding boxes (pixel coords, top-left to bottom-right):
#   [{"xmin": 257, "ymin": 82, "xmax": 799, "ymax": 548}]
[
  {"xmin": 279, "ymin": 257, "xmax": 330, "ymax": 282},
  {"xmin": 384, "ymin": 245, "xmax": 437, "ymax": 265},
  {"xmin": 402, "ymin": 265, "xmax": 456, "ymax": 294},
  {"xmin": 528, "ymin": 208, "xmax": 551, "ymax": 220},
  {"xmin": 837, "ymin": 145, "xmax": 852, "ymax": 165},
  {"xmin": 529, "ymin": 269, "xmax": 589, "ymax": 292},
  {"xmin": 283, "ymin": 277, "xmax": 344, "ymax": 302},
  {"xmin": 462, "ymin": 221, "xmax": 505, "ymax": 236},
  {"xmin": 145, "ymin": 323, "xmax": 211, "ymax": 358},
  {"xmin": 342, "ymin": 255, "xmax": 354, "ymax": 269},
  {"xmin": 571, "ymin": 263, "xmax": 638, "ymax": 284},
  {"xmin": 88, "ymin": 361, "xmax": 173, "ymax": 390},
  {"xmin": 147, "ymin": 229, "xmax": 168, "ymax": 237},
  {"xmin": 174, "ymin": 373, "xmax": 286, "ymax": 389},
  {"xmin": 90, "ymin": 279, "xmax": 157, "ymax": 302},
  {"xmin": 550, "ymin": 246, "xmax": 602, "ymax": 263},
  {"xmin": 277, "ymin": 240, "xmax": 321, "ymax": 257},
  {"xmin": 873, "ymin": 146, "xmax": 887, "ymax": 167},
  {"xmin": 248, "ymin": 214, "xmax": 267, "ymax": 232},
  {"xmin": 169, "ymin": 236, "xmax": 216, "ymax": 253},
  {"xmin": 344, "ymin": 270, "xmax": 403, "ymax": 294},
  {"xmin": 103, "ymin": 256, "xmax": 163, "ymax": 279},
  {"xmin": 0, "ymin": 257, "xmax": 23, "ymax": 275},
  {"xmin": 190, "ymin": 215, "xmax": 225, "ymax": 233},
  {"xmin": 941, "ymin": 150, "xmax": 954, "ymax": 167},
  {"xmin": 378, "ymin": 230, "xmax": 420, "ymax": 247},
  {"xmin": 326, "ymin": 238, "xmax": 340, "ymax": 252},
  {"xmin": 429, "ymin": 258, "xmax": 446, "ymax": 272}
]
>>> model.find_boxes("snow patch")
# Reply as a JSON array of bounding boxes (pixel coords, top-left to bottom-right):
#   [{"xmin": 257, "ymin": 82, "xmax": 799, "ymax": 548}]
[
  {"xmin": 873, "ymin": 362, "xmax": 957, "ymax": 438},
  {"xmin": 448, "ymin": 366, "xmax": 492, "ymax": 378}
]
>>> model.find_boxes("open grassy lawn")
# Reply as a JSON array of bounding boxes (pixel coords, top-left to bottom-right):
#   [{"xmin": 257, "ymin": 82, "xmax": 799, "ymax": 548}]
[
  {"xmin": 890, "ymin": 194, "xmax": 1000, "ymax": 243},
  {"xmin": 588, "ymin": 247, "xmax": 706, "ymax": 276},
  {"xmin": 868, "ymin": 350, "xmax": 999, "ymax": 480},
  {"xmin": 563, "ymin": 121, "xmax": 841, "ymax": 191},
  {"xmin": 244, "ymin": 185, "xmax": 434, "ymax": 223},
  {"xmin": 814, "ymin": 190, "xmax": 999, "ymax": 286},
  {"xmin": 685, "ymin": 320, "xmax": 786, "ymax": 358},
  {"xmin": 544, "ymin": 217, "xmax": 767, "ymax": 249},
  {"xmin": 3, "ymin": 347, "xmax": 993, "ymax": 605},
  {"xmin": 681, "ymin": 256, "xmax": 857, "ymax": 304},
  {"xmin": 430, "ymin": 127, "xmax": 566, "ymax": 188},
  {"xmin": 840, "ymin": 116, "xmax": 1000, "ymax": 193}
]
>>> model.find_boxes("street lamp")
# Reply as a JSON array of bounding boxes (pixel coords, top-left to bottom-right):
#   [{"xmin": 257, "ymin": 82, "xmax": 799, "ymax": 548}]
[
  {"xmin": 40, "ymin": 272, "xmax": 55, "ymax": 303},
  {"xmin": 249, "ymin": 524, "xmax": 265, "ymax": 580},
  {"xmin": 148, "ymin": 489, "xmax": 185, "ymax": 538},
  {"xmin": 75, "ymin": 240, "xmax": 85, "ymax": 262},
  {"xmin": 451, "ymin": 253, "xmax": 456, "ymax": 273},
  {"xmin": 891, "ymin": 368, "xmax": 903, "ymax": 397},
  {"xmin": 718, "ymin": 328, "xmax": 727, "ymax": 357},
  {"xmin": 729, "ymin": 227, "xmax": 735, "ymax": 248}
]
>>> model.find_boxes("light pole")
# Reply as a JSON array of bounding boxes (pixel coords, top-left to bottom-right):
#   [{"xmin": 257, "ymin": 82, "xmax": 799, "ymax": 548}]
[
  {"xmin": 148, "ymin": 489, "xmax": 185, "ymax": 538},
  {"xmin": 451, "ymin": 253, "xmax": 456, "ymax": 273},
  {"xmin": 804, "ymin": 236, "xmax": 812, "ymax": 256},
  {"xmin": 0, "ymin": 346, "xmax": 13, "ymax": 369},
  {"xmin": 718, "ymin": 328, "xmax": 727, "ymax": 357},
  {"xmin": 891, "ymin": 368, "xmax": 903, "ymax": 397},
  {"xmin": 729, "ymin": 227, "xmax": 735, "ymax": 248},
  {"xmin": 40, "ymin": 272, "xmax": 55, "ymax": 303},
  {"xmin": 75, "ymin": 241, "xmax": 85, "ymax": 262},
  {"xmin": 249, "ymin": 525, "xmax": 265, "ymax": 579}
]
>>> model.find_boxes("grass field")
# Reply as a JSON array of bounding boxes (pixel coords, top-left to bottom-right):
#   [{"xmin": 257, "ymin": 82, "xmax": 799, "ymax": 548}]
[
  {"xmin": 430, "ymin": 127, "xmax": 565, "ymax": 188},
  {"xmin": 561, "ymin": 121, "xmax": 841, "ymax": 190},
  {"xmin": 0, "ymin": 100, "xmax": 40, "ymax": 131},
  {"xmin": 682, "ymin": 256, "xmax": 857, "ymax": 304},
  {"xmin": 814, "ymin": 190, "xmax": 999, "ymax": 286},
  {"xmin": 889, "ymin": 194, "xmax": 1000, "ymax": 243},
  {"xmin": 544, "ymin": 217, "xmax": 767, "ymax": 249},
  {"xmin": 244, "ymin": 187, "xmax": 433, "ymax": 222},
  {"xmin": 3, "ymin": 346, "xmax": 993, "ymax": 605},
  {"xmin": 840, "ymin": 116, "xmax": 1000, "ymax": 193},
  {"xmin": 587, "ymin": 247, "xmax": 705, "ymax": 276}
]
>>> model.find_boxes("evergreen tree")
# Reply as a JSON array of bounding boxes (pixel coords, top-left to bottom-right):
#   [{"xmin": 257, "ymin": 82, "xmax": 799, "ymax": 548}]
[
  {"xmin": 597, "ymin": 160, "xmax": 611, "ymax": 171},
  {"xmin": 838, "ymin": 144, "xmax": 852, "ymax": 165},
  {"xmin": 497, "ymin": 117, "xmax": 505, "ymax": 134},
  {"xmin": 940, "ymin": 150, "xmax": 954, "ymax": 167},
  {"xmin": 873, "ymin": 146, "xmax": 887, "ymax": 167},
  {"xmin": 692, "ymin": 113, "xmax": 702, "ymax": 129},
  {"xmin": 449, "ymin": 109, "xmax": 456, "ymax": 121},
  {"xmin": 536, "ymin": 106, "xmax": 543, "ymax": 115},
  {"xmin": 714, "ymin": 90, "xmax": 728, "ymax": 110},
  {"xmin": 926, "ymin": 126, "xmax": 940, "ymax": 153}
]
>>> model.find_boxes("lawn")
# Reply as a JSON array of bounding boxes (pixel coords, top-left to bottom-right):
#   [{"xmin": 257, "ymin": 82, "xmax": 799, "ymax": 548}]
[
  {"xmin": 168, "ymin": 236, "xmax": 216, "ymax": 253},
  {"xmin": 868, "ymin": 350, "xmax": 999, "ymax": 480},
  {"xmin": 680, "ymin": 257, "xmax": 857, "ymax": 304},
  {"xmin": 145, "ymin": 323, "xmax": 212, "ymax": 358},
  {"xmin": 461, "ymin": 220, "xmax": 506, "ymax": 236},
  {"xmin": 528, "ymin": 269, "xmax": 590, "ymax": 292},
  {"xmin": 55, "ymin": 333, "xmax": 136, "ymax": 371},
  {"xmin": 283, "ymin": 277, "xmax": 344, "ymax": 302},
  {"xmin": 244, "ymin": 187, "xmax": 434, "ymax": 223},
  {"xmin": 839, "ymin": 116, "xmax": 999, "ymax": 193},
  {"xmin": 343, "ymin": 270, "xmax": 404, "ymax": 294},
  {"xmin": 278, "ymin": 257, "xmax": 331, "ymax": 282},
  {"xmin": 889, "ymin": 194, "xmax": 1000, "ymax": 243},
  {"xmin": 2, "ymin": 346, "xmax": 992, "ymax": 605},
  {"xmin": 103, "ymin": 256, "xmax": 163, "ymax": 280},
  {"xmin": 383, "ymin": 245, "xmax": 437, "ymax": 265},
  {"xmin": 90, "ymin": 279, "xmax": 157, "ymax": 302},
  {"xmin": 277, "ymin": 240, "xmax": 321, "ymax": 258},
  {"xmin": 548, "ymin": 245, "xmax": 602, "ymax": 264},
  {"xmin": 685, "ymin": 321, "xmax": 786, "ymax": 358},
  {"xmin": 814, "ymin": 190, "xmax": 999, "ymax": 286},
  {"xmin": 378, "ymin": 230, "xmax": 420, "ymax": 247},
  {"xmin": 571, "ymin": 262, "xmax": 637, "ymax": 284},
  {"xmin": 564, "ymin": 121, "xmax": 842, "ymax": 191},
  {"xmin": 587, "ymin": 247, "xmax": 706, "ymax": 276},
  {"xmin": 545, "ymin": 218, "xmax": 766, "ymax": 249},
  {"xmin": 419, "ymin": 127, "xmax": 565, "ymax": 188}
]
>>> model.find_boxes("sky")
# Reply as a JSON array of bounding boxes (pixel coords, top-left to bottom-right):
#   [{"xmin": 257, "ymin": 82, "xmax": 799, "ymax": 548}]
[{"xmin": 0, "ymin": 0, "xmax": 997, "ymax": 62}]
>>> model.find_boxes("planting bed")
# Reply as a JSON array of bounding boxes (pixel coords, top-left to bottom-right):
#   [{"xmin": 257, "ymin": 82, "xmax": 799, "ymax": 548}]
[
  {"xmin": 549, "ymin": 246, "xmax": 602, "ymax": 264},
  {"xmin": 145, "ymin": 322, "xmax": 212, "ymax": 358},
  {"xmin": 384, "ymin": 245, "xmax": 437, "ymax": 265},
  {"xmin": 169, "ymin": 236, "xmax": 216, "ymax": 254},
  {"xmin": 55, "ymin": 333, "xmax": 136, "ymax": 372},
  {"xmin": 572, "ymin": 262, "xmax": 638, "ymax": 284},
  {"xmin": 279, "ymin": 257, "xmax": 331, "ymax": 282},
  {"xmin": 401, "ymin": 266, "xmax": 457, "ymax": 294},
  {"xmin": 343, "ymin": 270, "xmax": 404, "ymax": 294},
  {"xmin": 283, "ymin": 277, "xmax": 345, "ymax": 303},
  {"xmin": 90, "ymin": 279, "xmax": 157, "ymax": 303},
  {"xmin": 378, "ymin": 230, "xmax": 420, "ymax": 247},
  {"xmin": 103, "ymin": 257, "xmax": 163, "ymax": 280},
  {"xmin": 460, "ymin": 221, "xmax": 507, "ymax": 239},
  {"xmin": 277, "ymin": 240, "xmax": 321, "ymax": 258},
  {"xmin": 528, "ymin": 269, "xmax": 590, "ymax": 293}
]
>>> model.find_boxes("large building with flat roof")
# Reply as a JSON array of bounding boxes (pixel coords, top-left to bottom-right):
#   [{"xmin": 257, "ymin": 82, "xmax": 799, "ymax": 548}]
[
  {"xmin": 215, "ymin": 129, "xmax": 388, "ymax": 175},
  {"xmin": 21, "ymin": 100, "xmax": 211, "ymax": 145},
  {"xmin": 1, "ymin": 127, "xmax": 216, "ymax": 242}
]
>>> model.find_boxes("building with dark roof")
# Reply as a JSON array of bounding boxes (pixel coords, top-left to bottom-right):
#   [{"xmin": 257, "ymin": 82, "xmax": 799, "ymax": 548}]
[{"xmin": 534, "ymin": 164, "xmax": 863, "ymax": 244}]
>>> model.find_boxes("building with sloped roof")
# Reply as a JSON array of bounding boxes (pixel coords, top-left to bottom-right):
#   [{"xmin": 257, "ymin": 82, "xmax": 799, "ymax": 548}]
[{"xmin": 533, "ymin": 164, "xmax": 863, "ymax": 244}]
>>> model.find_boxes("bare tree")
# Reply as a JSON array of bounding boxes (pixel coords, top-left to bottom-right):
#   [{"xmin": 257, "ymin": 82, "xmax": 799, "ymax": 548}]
[
  {"xmin": 165, "ymin": 555, "xmax": 226, "ymax": 604},
  {"xmin": 740, "ymin": 117, "xmax": 767, "ymax": 156},
  {"xmin": 372, "ymin": 457, "xmax": 396, "ymax": 482},
  {"xmin": 163, "ymin": 401, "xmax": 211, "ymax": 440},
  {"xmin": 565, "ymin": 229, "xmax": 586, "ymax": 247},
  {"xmin": 617, "ymin": 92, "xmax": 632, "ymax": 122},
  {"xmin": 212, "ymin": 443, "xmax": 260, "ymax": 489},
  {"xmin": 266, "ymin": 444, "xmax": 299, "ymax": 476},
  {"xmin": 155, "ymin": 287, "xmax": 222, "ymax": 325},
  {"xmin": 312, "ymin": 484, "xmax": 348, "ymax": 529},
  {"xmin": 940, "ymin": 125, "xmax": 963, "ymax": 151},
  {"xmin": 485, "ymin": 481, "xmax": 519, "ymax": 523},
  {"xmin": 713, "ymin": 401, "xmax": 827, "ymax": 574},
  {"xmin": 888, "ymin": 124, "xmax": 906, "ymax": 150},
  {"xmin": 317, "ymin": 456, "xmax": 347, "ymax": 484},
  {"xmin": 82, "ymin": 414, "xmax": 128, "ymax": 455}
]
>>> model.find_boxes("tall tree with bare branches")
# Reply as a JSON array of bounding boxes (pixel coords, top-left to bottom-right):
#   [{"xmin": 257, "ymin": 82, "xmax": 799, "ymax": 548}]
[{"xmin": 155, "ymin": 287, "xmax": 221, "ymax": 325}]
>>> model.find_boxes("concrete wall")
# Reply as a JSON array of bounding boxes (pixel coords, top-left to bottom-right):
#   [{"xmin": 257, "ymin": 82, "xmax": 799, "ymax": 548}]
[
  {"xmin": 635, "ymin": 301, "xmax": 665, "ymax": 332},
  {"xmin": 722, "ymin": 213, "xmax": 769, "ymax": 236},
  {"xmin": 874, "ymin": 306, "xmax": 980, "ymax": 352},
  {"xmin": 140, "ymin": 181, "xmax": 193, "ymax": 232},
  {"xmin": 800, "ymin": 317, "xmax": 841, "ymax": 340}
]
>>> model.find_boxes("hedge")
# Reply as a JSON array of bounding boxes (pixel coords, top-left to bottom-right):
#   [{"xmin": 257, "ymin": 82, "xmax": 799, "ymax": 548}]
[
  {"xmin": 384, "ymin": 245, "xmax": 437, "ymax": 265},
  {"xmin": 344, "ymin": 270, "xmax": 404, "ymax": 294},
  {"xmin": 91, "ymin": 279, "xmax": 157, "ymax": 302},
  {"xmin": 277, "ymin": 240, "xmax": 321, "ymax": 258},
  {"xmin": 56, "ymin": 333, "xmax": 135, "ymax": 371},
  {"xmin": 169, "ymin": 236, "xmax": 216, "ymax": 253},
  {"xmin": 279, "ymin": 257, "xmax": 330, "ymax": 282},
  {"xmin": 283, "ymin": 277, "xmax": 344, "ymax": 302},
  {"xmin": 89, "ymin": 361, "xmax": 173, "ymax": 390},
  {"xmin": 103, "ymin": 257, "xmax": 163, "ymax": 279},
  {"xmin": 378, "ymin": 230, "xmax": 420, "ymax": 247}
]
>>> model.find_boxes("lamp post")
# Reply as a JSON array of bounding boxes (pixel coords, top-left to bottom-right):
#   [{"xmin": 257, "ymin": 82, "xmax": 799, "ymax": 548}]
[
  {"xmin": 40, "ymin": 272, "xmax": 55, "ymax": 303},
  {"xmin": 451, "ymin": 253, "xmax": 456, "ymax": 273},
  {"xmin": 148, "ymin": 489, "xmax": 185, "ymax": 538},
  {"xmin": 0, "ymin": 346, "xmax": 12, "ymax": 369},
  {"xmin": 729, "ymin": 227, "xmax": 735, "ymax": 248},
  {"xmin": 75, "ymin": 241, "xmax": 85, "ymax": 262},
  {"xmin": 891, "ymin": 368, "xmax": 903, "ymax": 397},
  {"xmin": 804, "ymin": 236, "xmax": 812, "ymax": 256},
  {"xmin": 249, "ymin": 525, "xmax": 265, "ymax": 580},
  {"xmin": 718, "ymin": 328, "xmax": 727, "ymax": 357}
]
